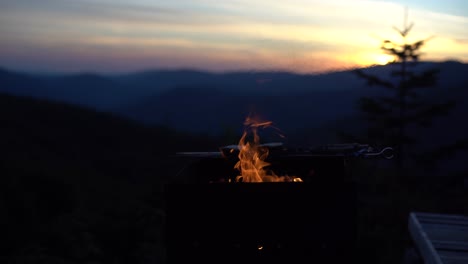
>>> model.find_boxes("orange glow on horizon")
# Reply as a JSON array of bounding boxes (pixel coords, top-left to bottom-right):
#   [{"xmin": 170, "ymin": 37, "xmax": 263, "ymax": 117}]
[
  {"xmin": 1, "ymin": 0, "xmax": 467, "ymax": 73},
  {"xmin": 350, "ymin": 52, "xmax": 397, "ymax": 68},
  {"xmin": 374, "ymin": 54, "xmax": 395, "ymax": 65}
]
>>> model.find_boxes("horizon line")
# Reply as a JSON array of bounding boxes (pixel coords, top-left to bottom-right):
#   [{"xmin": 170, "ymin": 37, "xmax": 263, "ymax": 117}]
[{"xmin": 1, "ymin": 59, "xmax": 465, "ymax": 76}]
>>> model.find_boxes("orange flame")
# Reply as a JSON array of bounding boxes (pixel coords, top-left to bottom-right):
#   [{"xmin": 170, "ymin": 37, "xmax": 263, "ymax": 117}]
[{"xmin": 234, "ymin": 116, "xmax": 302, "ymax": 183}]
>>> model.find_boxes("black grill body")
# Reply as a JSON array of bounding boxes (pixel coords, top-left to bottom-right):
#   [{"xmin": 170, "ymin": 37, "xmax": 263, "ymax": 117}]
[{"xmin": 164, "ymin": 154, "xmax": 356, "ymax": 264}]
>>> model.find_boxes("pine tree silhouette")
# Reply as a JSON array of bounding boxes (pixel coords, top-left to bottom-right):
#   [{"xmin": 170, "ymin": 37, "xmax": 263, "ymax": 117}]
[{"xmin": 354, "ymin": 8, "xmax": 455, "ymax": 178}]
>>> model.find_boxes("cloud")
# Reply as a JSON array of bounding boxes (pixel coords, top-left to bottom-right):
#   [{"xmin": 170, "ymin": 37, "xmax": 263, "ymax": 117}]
[
  {"xmin": 0, "ymin": 0, "xmax": 467, "ymax": 73},
  {"xmin": 455, "ymin": 39, "xmax": 468, "ymax": 44}
]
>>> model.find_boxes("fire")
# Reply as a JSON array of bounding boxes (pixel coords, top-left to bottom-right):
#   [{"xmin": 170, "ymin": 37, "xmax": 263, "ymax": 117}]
[{"xmin": 234, "ymin": 116, "xmax": 302, "ymax": 183}]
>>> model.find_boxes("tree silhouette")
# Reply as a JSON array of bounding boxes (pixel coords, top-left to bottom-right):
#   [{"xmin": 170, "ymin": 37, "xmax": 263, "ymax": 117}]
[{"xmin": 354, "ymin": 9, "xmax": 455, "ymax": 178}]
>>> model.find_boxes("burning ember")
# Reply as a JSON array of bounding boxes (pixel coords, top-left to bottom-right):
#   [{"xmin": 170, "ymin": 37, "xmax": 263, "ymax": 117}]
[{"xmin": 234, "ymin": 116, "xmax": 302, "ymax": 183}]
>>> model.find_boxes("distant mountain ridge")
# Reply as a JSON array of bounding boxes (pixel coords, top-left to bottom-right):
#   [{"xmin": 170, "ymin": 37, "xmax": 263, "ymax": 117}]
[{"xmin": 1, "ymin": 60, "xmax": 467, "ymax": 140}]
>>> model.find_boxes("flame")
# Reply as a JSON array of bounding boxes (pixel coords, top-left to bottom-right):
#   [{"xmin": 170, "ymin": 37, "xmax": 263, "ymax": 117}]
[{"xmin": 234, "ymin": 116, "xmax": 302, "ymax": 183}]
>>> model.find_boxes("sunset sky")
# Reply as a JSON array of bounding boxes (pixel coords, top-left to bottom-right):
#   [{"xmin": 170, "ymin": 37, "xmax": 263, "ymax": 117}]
[{"xmin": 1, "ymin": 0, "xmax": 467, "ymax": 74}]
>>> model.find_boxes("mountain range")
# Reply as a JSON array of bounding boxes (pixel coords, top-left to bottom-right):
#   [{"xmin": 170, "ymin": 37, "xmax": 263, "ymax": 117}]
[{"xmin": 1, "ymin": 60, "xmax": 467, "ymax": 146}]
